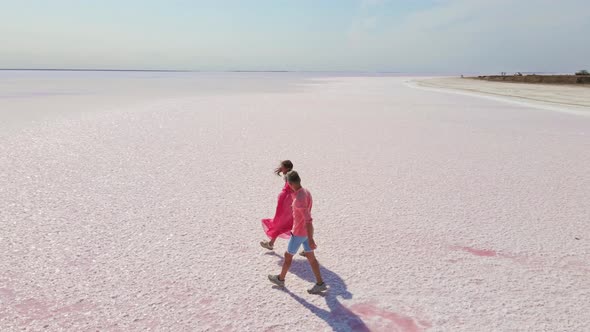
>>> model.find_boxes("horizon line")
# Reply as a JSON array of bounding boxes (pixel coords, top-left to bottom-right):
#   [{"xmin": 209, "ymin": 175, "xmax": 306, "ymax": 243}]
[
  {"xmin": 0, "ymin": 68, "xmax": 566, "ymax": 75},
  {"xmin": 0, "ymin": 68, "xmax": 430, "ymax": 74}
]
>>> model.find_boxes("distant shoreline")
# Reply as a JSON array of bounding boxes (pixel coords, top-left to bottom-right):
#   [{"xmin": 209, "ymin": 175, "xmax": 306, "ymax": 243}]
[{"xmin": 411, "ymin": 77, "xmax": 590, "ymax": 116}]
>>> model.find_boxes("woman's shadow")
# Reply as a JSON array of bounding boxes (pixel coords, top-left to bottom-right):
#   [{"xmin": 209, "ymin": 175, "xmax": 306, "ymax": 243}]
[{"xmin": 266, "ymin": 252, "xmax": 369, "ymax": 332}]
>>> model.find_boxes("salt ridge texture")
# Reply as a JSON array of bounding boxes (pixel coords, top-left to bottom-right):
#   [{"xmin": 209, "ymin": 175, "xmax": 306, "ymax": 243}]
[{"xmin": 1, "ymin": 74, "xmax": 589, "ymax": 331}]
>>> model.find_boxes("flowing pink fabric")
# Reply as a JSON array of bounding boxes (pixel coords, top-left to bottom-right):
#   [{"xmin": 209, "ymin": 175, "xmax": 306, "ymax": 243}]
[{"xmin": 261, "ymin": 181, "xmax": 294, "ymax": 239}]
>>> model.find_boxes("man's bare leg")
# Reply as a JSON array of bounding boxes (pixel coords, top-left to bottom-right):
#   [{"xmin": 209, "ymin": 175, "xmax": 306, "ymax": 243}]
[
  {"xmin": 304, "ymin": 251, "xmax": 323, "ymax": 284},
  {"xmin": 279, "ymin": 252, "xmax": 294, "ymax": 280}
]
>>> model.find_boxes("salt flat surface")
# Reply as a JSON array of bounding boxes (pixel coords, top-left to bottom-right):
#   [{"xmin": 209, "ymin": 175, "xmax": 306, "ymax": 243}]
[
  {"xmin": 1, "ymin": 73, "xmax": 589, "ymax": 331},
  {"xmin": 0, "ymin": 71, "xmax": 315, "ymax": 130}
]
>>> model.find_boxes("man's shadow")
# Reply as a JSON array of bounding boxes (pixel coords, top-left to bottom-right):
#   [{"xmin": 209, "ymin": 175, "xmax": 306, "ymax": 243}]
[{"xmin": 266, "ymin": 252, "xmax": 369, "ymax": 332}]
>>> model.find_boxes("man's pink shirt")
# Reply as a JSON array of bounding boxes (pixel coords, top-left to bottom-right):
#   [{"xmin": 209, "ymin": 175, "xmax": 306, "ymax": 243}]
[{"xmin": 291, "ymin": 187, "xmax": 313, "ymax": 236}]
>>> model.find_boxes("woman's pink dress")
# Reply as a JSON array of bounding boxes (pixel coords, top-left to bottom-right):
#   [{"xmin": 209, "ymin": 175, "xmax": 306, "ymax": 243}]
[{"xmin": 261, "ymin": 181, "xmax": 294, "ymax": 239}]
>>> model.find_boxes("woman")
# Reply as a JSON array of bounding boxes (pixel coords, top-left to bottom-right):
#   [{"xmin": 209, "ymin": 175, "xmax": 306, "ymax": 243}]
[{"xmin": 260, "ymin": 160, "xmax": 294, "ymax": 250}]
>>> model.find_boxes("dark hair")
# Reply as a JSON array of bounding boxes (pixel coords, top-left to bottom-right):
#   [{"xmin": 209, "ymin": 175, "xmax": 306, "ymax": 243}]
[
  {"xmin": 274, "ymin": 160, "xmax": 293, "ymax": 176},
  {"xmin": 286, "ymin": 170, "xmax": 301, "ymax": 184}
]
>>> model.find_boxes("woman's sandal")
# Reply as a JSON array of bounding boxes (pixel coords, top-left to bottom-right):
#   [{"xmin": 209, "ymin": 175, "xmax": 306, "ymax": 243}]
[{"xmin": 260, "ymin": 241, "xmax": 274, "ymax": 250}]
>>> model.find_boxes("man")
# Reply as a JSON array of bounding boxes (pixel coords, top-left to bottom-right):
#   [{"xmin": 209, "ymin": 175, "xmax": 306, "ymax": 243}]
[{"xmin": 268, "ymin": 170, "xmax": 327, "ymax": 294}]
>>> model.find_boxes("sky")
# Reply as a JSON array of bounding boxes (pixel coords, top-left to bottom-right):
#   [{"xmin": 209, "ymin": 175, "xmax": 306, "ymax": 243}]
[{"xmin": 1, "ymin": 0, "xmax": 589, "ymax": 73}]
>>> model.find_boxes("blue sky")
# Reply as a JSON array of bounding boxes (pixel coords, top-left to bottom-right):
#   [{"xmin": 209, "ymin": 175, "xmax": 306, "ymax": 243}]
[{"xmin": 1, "ymin": 0, "xmax": 589, "ymax": 72}]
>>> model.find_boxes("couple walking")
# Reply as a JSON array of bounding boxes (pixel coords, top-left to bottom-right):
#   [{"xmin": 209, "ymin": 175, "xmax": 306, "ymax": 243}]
[{"xmin": 260, "ymin": 160, "xmax": 327, "ymax": 294}]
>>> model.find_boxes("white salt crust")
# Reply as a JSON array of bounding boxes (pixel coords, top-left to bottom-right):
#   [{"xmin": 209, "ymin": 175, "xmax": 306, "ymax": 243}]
[{"xmin": 1, "ymin": 74, "xmax": 589, "ymax": 331}]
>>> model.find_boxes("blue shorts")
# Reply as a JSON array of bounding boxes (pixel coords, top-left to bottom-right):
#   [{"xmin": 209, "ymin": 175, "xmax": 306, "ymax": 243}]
[{"xmin": 287, "ymin": 233, "xmax": 312, "ymax": 255}]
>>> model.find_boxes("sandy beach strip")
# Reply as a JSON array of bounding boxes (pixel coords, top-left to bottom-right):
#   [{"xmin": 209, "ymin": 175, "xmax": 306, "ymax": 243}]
[{"xmin": 411, "ymin": 77, "xmax": 590, "ymax": 115}]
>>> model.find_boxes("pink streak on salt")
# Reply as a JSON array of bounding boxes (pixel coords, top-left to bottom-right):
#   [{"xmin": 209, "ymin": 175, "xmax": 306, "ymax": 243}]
[
  {"xmin": 348, "ymin": 303, "xmax": 431, "ymax": 332},
  {"xmin": 451, "ymin": 246, "xmax": 497, "ymax": 257},
  {"xmin": 461, "ymin": 247, "xmax": 497, "ymax": 257}
]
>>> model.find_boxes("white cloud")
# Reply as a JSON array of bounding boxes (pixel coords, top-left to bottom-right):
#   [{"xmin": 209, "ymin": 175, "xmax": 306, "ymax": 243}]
[
  {"xmin": 349, "ymin": 16, "xmax": 378, "ymax": 42},
  {"xmin": 360, "ymin": 0, "xmax": 386, "ymax": 8},
  {"xmin": 348, "ymin": 0, "xmax": 590, "ymax": 72}
]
